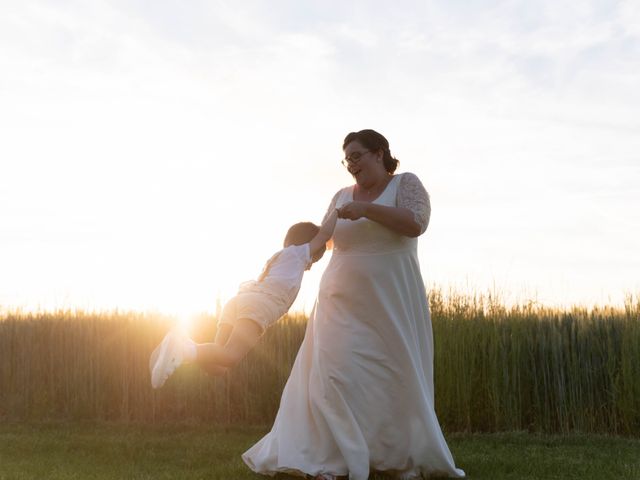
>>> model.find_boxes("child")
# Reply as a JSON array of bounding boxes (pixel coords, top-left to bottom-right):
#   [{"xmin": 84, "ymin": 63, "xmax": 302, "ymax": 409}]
[{"xmin": 150, "ymin": 208, "xmax": 339, "ymax": 389}]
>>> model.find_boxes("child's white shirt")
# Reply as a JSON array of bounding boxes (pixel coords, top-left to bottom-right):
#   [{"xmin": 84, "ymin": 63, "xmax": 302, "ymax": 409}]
[{"xmin": 238, "ymin": 243, "xmax": 311, "ymax": 310}]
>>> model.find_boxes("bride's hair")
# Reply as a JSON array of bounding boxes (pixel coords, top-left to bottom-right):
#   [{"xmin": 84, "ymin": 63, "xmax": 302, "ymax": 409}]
[{"xmin": 343, "ymin": 129, "xmax": 400, "ymax": 174}]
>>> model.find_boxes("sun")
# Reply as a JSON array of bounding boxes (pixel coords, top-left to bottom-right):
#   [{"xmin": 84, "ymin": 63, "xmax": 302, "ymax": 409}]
[{"xmin": 175, "ymin": 315, "xmax": 193, "ymax": 333}]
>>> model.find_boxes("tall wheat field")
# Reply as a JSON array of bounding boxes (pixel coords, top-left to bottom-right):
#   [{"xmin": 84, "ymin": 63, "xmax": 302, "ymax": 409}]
[{"xmin": 1, "ymin": 291, "xmax": 639, "ymax": 434}]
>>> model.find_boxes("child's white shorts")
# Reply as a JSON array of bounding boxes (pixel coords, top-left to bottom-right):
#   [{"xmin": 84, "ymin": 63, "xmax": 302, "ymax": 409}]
[{"xmin": 218, "ymin": 292, "xmax": 286, "ymax": 334}]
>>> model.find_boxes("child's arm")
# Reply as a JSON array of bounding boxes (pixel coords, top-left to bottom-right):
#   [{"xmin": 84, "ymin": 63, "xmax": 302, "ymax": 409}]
[{"xmin": 308, "ymin": 207, "xmax": 338, "ymax": 257}]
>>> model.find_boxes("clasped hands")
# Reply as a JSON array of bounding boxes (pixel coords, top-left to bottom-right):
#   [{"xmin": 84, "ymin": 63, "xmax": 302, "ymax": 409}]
[{"xmin": 337, "ymin": 201, "xmax": 369, "ymax": 220}]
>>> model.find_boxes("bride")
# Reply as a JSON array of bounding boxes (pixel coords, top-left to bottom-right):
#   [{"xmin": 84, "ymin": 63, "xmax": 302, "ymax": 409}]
[{"xmin": 243, "ymin": 129, "xmax": 465, "ymax": 480}]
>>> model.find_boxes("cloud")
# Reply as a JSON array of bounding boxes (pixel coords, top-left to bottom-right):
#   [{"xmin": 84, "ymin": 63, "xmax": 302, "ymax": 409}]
[{"xmin": 1, "ymin": 0, "xmax": 639, "ymax": 310}]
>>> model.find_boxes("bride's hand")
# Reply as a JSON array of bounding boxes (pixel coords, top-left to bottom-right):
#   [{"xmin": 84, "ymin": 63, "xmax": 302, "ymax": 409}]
[{"xmin": 338, "ymin": 201, "xmax": 369, "ymax": 220}]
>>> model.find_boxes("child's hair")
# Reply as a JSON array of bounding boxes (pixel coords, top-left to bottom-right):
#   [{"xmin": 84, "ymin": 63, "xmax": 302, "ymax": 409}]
[{"xmin": 284, "ymin": 222, "xmax": 326, "ymax": 263}]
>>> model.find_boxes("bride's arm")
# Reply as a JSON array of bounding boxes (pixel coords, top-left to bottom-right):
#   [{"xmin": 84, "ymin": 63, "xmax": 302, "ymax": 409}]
[
  {"xmin": 338, "ymin": 172, "xmax": 430, "ymax": 238},
  {"xmin": 339, "ymin": 203, "xmax": 421, "ymax": 237}
]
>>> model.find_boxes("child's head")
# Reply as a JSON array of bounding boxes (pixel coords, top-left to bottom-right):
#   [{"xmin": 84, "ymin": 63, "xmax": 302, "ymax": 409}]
[{"xmin": 284, "ymin": 222, "xmax": 326, "ymax": 263}]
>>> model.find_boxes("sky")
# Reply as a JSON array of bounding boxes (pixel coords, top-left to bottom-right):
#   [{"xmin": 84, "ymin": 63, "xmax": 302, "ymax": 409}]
[{"xmin": 1, "ymin": 0, "xmax": 639, "ymax": 315}]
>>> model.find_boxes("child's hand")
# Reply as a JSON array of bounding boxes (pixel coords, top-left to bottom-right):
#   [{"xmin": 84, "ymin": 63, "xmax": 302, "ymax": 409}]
[{"xmin": 337, "ymin": 201, "xmax": 369, "ymax": 221}]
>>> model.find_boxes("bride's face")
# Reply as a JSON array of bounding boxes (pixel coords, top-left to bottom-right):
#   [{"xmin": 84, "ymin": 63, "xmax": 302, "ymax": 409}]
[{"xmin": 343, "ymin": 141, "xmax": 385, "ymax": 187}]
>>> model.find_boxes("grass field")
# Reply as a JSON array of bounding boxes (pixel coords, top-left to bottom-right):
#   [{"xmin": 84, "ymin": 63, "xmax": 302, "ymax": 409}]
[
  {"xmin": 1, "ymin": 423, "xmax": 639, "ymax": 480},
  {"xmin": 1, "ymin": 292, "xmax": 639, "ymax": 433}
]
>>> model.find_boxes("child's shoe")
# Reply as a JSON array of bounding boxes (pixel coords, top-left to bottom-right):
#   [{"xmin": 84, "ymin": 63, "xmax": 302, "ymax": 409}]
[{"xmin": 150, "ymin": 329, "xmax": 188, "ymax": 389}]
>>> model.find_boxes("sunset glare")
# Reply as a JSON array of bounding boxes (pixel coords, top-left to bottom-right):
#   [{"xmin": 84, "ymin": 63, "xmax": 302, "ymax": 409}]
[{"xmin": 1, "ymin": 1, "xmax": 639, "ymax": 315}]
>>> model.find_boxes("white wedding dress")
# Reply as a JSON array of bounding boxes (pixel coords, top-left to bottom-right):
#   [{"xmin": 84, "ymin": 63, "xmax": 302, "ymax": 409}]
[{"xmin": 243, "ymin": 173, "xmax": 465, "ymax": 480}]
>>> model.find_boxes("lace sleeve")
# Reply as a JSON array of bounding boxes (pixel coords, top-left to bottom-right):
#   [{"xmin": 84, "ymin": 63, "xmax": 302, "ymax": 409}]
[{"xmin": 397, "ymin": 172, "xmax": 431, "ymax": 235}]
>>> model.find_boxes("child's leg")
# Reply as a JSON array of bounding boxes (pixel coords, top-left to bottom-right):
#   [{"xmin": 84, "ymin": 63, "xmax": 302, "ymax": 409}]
[
  {"xmin": 214, "ymin": 323, "xmax": 233, "ymax": 346},
  {"xmin": 199, "ymin": 323, "xmax": 233, "ymax": 376},
  {"xmin": 196, "ymin": 318, "xmax": 262, "ymax": 370}
]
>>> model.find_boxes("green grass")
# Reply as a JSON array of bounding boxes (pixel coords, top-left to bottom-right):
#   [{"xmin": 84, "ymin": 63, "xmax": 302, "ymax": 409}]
[
  {"xmin": 0, "ymin": 423, "xmax": 261, "ymax": 480},
  {"xmin": 0, "ymin": 424, "xmax": 638, "ymax": 480}
]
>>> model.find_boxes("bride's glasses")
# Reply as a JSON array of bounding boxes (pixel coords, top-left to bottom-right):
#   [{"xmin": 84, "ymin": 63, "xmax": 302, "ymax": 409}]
[{"xmin": 341, "ymin": 150, "xmax": 370, "ymax": 167}]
